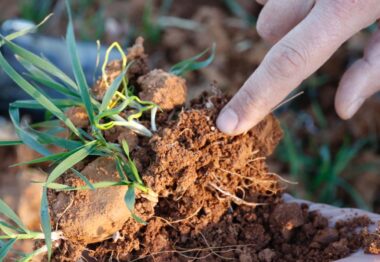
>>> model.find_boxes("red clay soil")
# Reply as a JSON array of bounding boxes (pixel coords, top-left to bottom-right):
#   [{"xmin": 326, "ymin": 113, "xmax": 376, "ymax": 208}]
[{"xmin": 46, "ymin": 39, "xmax": 379, "ymax": 261}]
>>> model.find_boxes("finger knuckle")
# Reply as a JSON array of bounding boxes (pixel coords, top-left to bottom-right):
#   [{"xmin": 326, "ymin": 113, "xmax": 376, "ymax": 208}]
[
  {"xmin": 234, "ymin": 87, "xmax": 259, "ymax": 117},
  {"xmin": 327, "ymin": 0, "xmax": 362, "ymax": 20},
  {"xmin": 264, "ymin": 43, "xmax": 308, "ymax": 79}
]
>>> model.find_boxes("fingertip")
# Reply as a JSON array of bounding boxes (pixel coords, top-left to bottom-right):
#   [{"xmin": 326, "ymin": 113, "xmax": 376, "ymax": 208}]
[
  {"xmin": 336, "ymin": 97, "xmax": 365, "ymax": 120},
  {"xmin": 216, "ymin": 107, "xmax": 239, "ymax": 135},
  {"xmin": 335, "ymin": 59, "xmax": 371, "ymax": 120}
]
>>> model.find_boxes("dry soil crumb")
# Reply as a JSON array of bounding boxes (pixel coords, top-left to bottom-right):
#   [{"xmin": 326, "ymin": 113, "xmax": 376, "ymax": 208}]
[
  {"xmin": 363, "ymin": 222, "xmax": 380, "ymax": 254},
  {"xmin": 65, "ymin": 106, "xmax": 89, "ymax": 128},
  {"xmin": 138, "ymin": 69, "xmax": 187, "ymax": 110}
]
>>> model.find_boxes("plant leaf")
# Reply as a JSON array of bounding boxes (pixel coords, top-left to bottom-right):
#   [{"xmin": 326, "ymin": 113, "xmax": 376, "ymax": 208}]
[
  {"xmin": 20, "ymin": 245, "xmax": 49, "ymax": 262},
  {"xmin": 45, "ymin": 141, "xmax": 96, "ymax": 185},
  {"xmin": 0, "ymin": 140, "xmax": 23, "ymax": 146},
  {"xmin": 0, "ymin": 13, "xmax": 52, "ymax": 44},
  {"xmin": 40, "ymin": 187, "xmax": 52, "ymax": 260},
  {"xmin": 30, "ymin": 129, "xmax": 83, "ymax": 151},
  {"xmin": 42, "ymin": 180, "xmax": 128, "ymax": 191},
  {"xmin": 170, "ymin": 43, "xmax": 216, "ymax": 76},
  {"xmin": 0, "ymin": 238, "xmax": 17, "ymax": 261},
  {"xmin": 70, "ymin": 168, "xmax": 95, "ymax": 190},
  {"xmin": 9, "ymin": 107, "xmax": 51, "ymax": 156},
  {"xmin": 99, "ymin": 68, "xmax": 128, "ymax": 113},
  {"xmin": 0, "ymin": 199, "xmax": 27, "ymax": 233},
  {"xmin": 65, "ymin": 0, "xmax": 96, "ymax": 126},
  {"xmin": 125, "ymin": 185, "xmax": 146, "ymax": 225},
  {"xmin": 0, "ymin": 52, "xmax": 80, "ymax": 137},
  {"xmin": 0, "ymin": 221, "xmax": 19, "ymax": 237},
  {"xmin": 125, "ymin": 184, "xmax": 135, "ymax": 212},
  {"xmin": 11, "ymin": 99, "xmax": 81, "ymax": 110},
  {"xmin": 1, "ymin": 37, "xmax": 78, "ymax": 91},
  {"xmin": 16, "ymin": 56, "xmax": 80, "ymax": 98},
  {"xmin": 11, "ymin": 151, "xmax": 72, "ymax": 167}
]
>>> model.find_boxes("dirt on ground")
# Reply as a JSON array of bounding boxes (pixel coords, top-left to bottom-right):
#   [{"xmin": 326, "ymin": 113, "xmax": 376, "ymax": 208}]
[{"xmin": 41, "ymin": 39, "xmax": 379, "ymax": 261}]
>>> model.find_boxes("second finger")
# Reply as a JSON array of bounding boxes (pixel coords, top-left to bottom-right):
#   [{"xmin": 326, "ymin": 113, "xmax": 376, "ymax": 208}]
[{"xmin": 257, "ymin": 0, "xmax": 314, "ymax": 43}]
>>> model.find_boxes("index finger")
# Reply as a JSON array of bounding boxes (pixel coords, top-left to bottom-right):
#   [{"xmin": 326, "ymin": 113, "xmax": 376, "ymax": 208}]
[{"xmin": 217, "ymin": 0, "xmax": 380, "ymax": 135}]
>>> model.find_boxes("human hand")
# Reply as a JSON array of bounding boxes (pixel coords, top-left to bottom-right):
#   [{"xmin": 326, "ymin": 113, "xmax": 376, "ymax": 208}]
[
  {"xmin": 283, "ymin": 194, "xmax": 380, "ymax": 262},
  {"xmin": 217, "ymin": 0, "xmax": 380, "ymax": 135}
]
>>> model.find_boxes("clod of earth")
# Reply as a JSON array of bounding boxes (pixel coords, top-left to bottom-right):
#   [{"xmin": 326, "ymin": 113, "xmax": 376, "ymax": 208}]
[
  {"xmin": 37, "ymin": 38, "xmax": 378, "ymax": 261},
  {"xmin": 138, "ymin": 69, "xmax": 187, "ymax": 110},
  {"xmin": 51, "ymin": 157, "xmax": 132, "ymax": 244}
]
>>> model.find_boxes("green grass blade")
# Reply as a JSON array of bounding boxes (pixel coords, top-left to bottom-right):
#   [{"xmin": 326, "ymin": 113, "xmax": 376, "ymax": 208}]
[
  {"xmin": 121, "ymin": 140, "xmax": 143, "ymax": 184},
  {"xmin": 121, "ymin": 139, "xmax": 130, "ymax": 156},
  {"xmin": 125, "ymin": 184, "xmax": 135, "ymax": 212},
  {"xmin": 1, "ymin": 13, "xmax": 52, "ymax": 44},
  {"xmin": 11, "ymin": 99, "xmax": 81, "ymax": 110},
  {"xmin": 9, "ymin": 107, "xmax": 51, "ymax": 156},
  {"xmin": 333, "ymin": 140, "xmax": 367, "ymax": 176},
  {"xmin": 115, "ymin": 157, "xmax": 127, "ymax": 180},
  {"xmin": 16, "ymin": 55, "xmax": 80, "ymax": 98},
  {"xmin": 223, "ymin": 0, "xmax": 256, "ymax": 25},
  {"xmin": 65, "ymin": 0, "xmax": 95, "ymax": 126},
  {"xmin": 1, "ymin": 38, "xmax": 78, "ymax": 90},
  {"xmin": 20, "ymin": 245, "xmax": 49, "ymax": 262},
  {"xmin": 0, "ymin": 140, "xmax": 23, "ymax": 146},
  {"xmin": 30, "ymin": 129, "xmax": 83, "ymax": 151},
  {"xmin": 26, "ymin": 73, "xmax": 80, "ymax": 99},
  {"xmin": 125, "ymin": 185, "xmax": 146, "ymax": 224},
  {"xmin": 42, "ymin": 181, "xmax": 127, "ymax": 191},
  {"xmin": 0, "ymin": 238, "xmax": 17, "ymax": 261},
  {"xmin": 30, "ymin": 120, "xmax": 61, "ymax": 129},
  {"xmin": 70, "ymin": 169, "xmax": 95, "ymax": 190},
  {"xmin": 170, "ymin": 43, "xmax": 216, "ymax": 76},
  {"xmin": 337, "ymin": 177, "xmax": 370, "ymax": 210},
  {"xmin": 0, "ymin": 199, "xmax": 27, "ymax": 232},
  {"xmin": 11, "ymin": 151, "xmax": 73, "ymax": 167},
  {"xmin": 40, "ymin": 187, "xmax": 51, "ymax": 260},
  {"xmin": 0, "ymin": 221, "xmax": 20, "ymax": 237},
  {"xmin": 46, "ymin": 141, "xmax": 96, "ymax": 185},
  {"xmin": 0, "ymin": 53, "xmax": 80, "ymax": 137},
  {"xmin": 131, "ymin": 213, "xmax": 147, "ymax": 225},
  {"xmin": 99, "ymin": 68, "xmax": 128, "ymax": 113}
]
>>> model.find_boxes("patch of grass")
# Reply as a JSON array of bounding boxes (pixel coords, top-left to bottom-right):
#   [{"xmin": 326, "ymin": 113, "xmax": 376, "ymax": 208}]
[
  {"xmin": 223, "ymin": 0, "xmax": 257, "ymax": 26},
  {"xmin": 276, "ymin": 122, "xmax": 372, "ymax": 210},
  {"xmin": 20, "ymin": 0, "xmax": 53, "ymax": 24},
  {"xmin": 170, "ymin": 43, "xmax": 216, "ymax": 76}
]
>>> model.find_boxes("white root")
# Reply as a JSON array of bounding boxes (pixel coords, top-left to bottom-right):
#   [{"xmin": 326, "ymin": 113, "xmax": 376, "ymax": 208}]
[{"xmin": 208, "ymin": 182, "xmax": 266, "ymax": 208}]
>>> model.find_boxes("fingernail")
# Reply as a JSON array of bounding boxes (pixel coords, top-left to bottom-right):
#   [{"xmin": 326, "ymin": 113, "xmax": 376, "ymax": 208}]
[
  {"xmin": 216, "ymin": 108, "xmax": 238, "ymax": 134},
  {"xmin": 346, "ymin": 98, "xmax": 365, "ymax": 118}
]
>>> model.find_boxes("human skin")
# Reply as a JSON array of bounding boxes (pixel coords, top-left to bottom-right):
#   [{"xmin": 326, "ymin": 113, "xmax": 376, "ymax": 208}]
[{"xmin": 216, "ymin": 0, "xmax": 380, "ymax": 135}]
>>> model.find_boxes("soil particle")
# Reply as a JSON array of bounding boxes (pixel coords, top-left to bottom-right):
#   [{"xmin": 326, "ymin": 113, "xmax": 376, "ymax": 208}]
[
  {"xmin": 270, "ymin": 203, "xmax": 305, "ymax": 240},
  {"xmin": 363, "ymin": 223, "xmax": 380, "ymax": 254},
  {"xmin": 126, "ymin": 36, "xmax": 150, "ymax": 84},
  {"xmin": 104, "ymin": 126, "xmax": 139, "ymax": 150},
  {"xmin": 138, "ymin": 69, "xmax": 187, "ymax": 110},
  {"xmin": 258, "ymin": 248, "xmax": 276, "ymax": 262},
  {"xmin": 65, "ymin": 106, "xmax": 89, "ymax": 128},
  {"xmin": 313, "ymin": 228, "xmax": 339, "ymax": 245}
]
